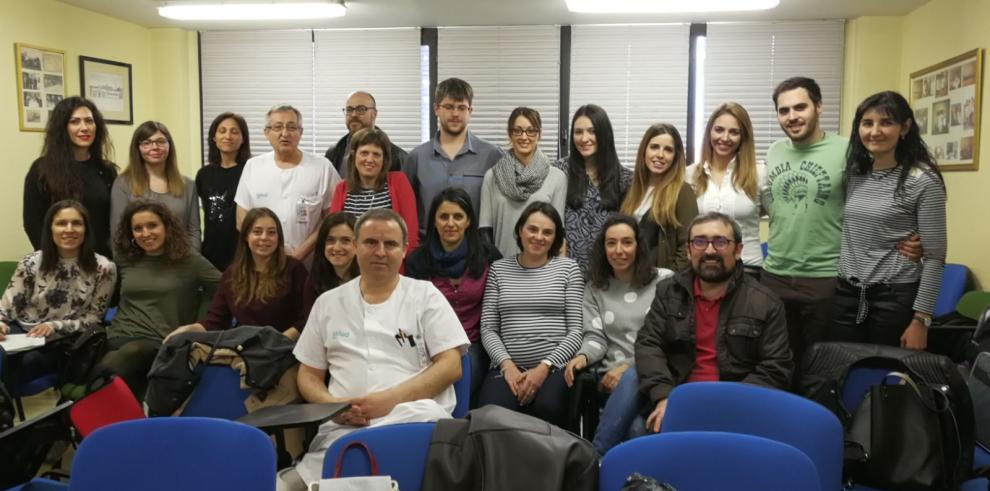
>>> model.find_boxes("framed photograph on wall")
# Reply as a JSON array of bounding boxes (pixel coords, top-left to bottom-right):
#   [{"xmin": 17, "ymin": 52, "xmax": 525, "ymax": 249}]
[
  {"xmin": 910, "ymin": 48, "xmax": 984, "ymax": 171},
  {"xmin": 14, "ymin": 43, "xmax": 66, "ymax": 132},
  {"xmin": 80, "ymin": 56, "xmax": 133, "ymax": 125}
]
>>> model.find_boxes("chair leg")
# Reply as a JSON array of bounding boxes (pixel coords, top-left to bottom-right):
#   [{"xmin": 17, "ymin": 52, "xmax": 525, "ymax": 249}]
[{"xmin": 14, "ymin": 396, "xmax": 26, "ymax": 421}]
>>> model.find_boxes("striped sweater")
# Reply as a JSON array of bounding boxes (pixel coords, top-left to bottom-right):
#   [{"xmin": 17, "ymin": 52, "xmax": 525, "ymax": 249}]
[
  {"xmin": 839, "ymin": 164, "xmax": 947, "ymax": 315},
  {"xmin": 481, "ymin": 255, "xmax": 584, "ymax": 369}
]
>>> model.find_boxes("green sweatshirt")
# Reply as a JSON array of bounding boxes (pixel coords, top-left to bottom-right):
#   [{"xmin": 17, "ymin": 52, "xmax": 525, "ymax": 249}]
[
  {"xmin": 763, "ymin": 133, "xmax": 847, "ymax": 278},
  {"xmin": 110, "ymin": 253, "xmax": 221, "ymax": 341}
]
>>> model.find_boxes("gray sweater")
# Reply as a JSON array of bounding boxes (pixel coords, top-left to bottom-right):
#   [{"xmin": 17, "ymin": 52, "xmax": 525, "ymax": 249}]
[{"xmin": 578, "ymin": 268, "xmax": 673, "ymax": 373}]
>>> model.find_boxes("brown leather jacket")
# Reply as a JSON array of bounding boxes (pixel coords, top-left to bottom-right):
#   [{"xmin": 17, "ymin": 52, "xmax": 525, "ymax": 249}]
[{"xmin": 635, "ymin": 265, "xmax": 793, "ymax": 405}]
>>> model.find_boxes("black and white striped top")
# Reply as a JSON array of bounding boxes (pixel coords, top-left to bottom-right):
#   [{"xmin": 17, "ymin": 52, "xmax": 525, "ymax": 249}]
[
  {"xmin": 481, "ymin": 255, "xmax": 584, "ymax": 369},
  {"xmin": 343, "ymin": 183, "xmax": 392, "ymax": 217},
  {"xmin": 839, "ymin": 165, "xmax": 947, "ymax": 314}
]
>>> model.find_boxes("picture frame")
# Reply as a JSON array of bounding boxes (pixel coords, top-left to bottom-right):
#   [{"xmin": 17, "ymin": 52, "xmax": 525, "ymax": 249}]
[
  {"xmin": 910, "ymin": 48, "xmax": 984, "ymax": 171},
  {"xmin": 14, "ymin": 43, "xmax": 66, "ymax": 132},
  {"xmin": 79, "ymin": 55, "xmax": 133, "ymax": 125}
]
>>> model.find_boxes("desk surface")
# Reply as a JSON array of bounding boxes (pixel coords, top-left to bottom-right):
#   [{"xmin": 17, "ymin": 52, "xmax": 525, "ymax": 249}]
[{"xmin": 237, "ymin": 402, "xmax": 351, "ymax": 432}]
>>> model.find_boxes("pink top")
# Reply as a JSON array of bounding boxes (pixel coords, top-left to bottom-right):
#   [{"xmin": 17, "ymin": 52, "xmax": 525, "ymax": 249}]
[{"xmin": 429, "ymin": 266, "xmax": 489, "ymax": 343}]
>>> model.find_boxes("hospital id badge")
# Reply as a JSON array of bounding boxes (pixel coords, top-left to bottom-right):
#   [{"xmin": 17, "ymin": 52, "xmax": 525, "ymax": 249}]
[{"xmin": 295, "ymin": 196, "xmax": 318, "ymax": 225}]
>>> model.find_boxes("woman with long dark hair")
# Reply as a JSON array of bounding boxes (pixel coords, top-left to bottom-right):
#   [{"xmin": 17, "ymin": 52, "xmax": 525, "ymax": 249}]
[
  {"xmin": 196, "ymin": 112, "xmax": 251, "ymax": 270},
  {"xmin": 621, "ymin": 123, "xmax": 698, "ymax": 271},
  {"xmin": 1, "ymin": 200, "xmax": 115, "ymax": 339},
  {"xmin": 480, "ymin": 107, "xmax": 566, "ymax": 257},
  {"xmin": 309, "ymin": 212, "xmax": 360, "ymax": 296},
  {"xmin": 23, "ymin": 97, "xmax": 117, "ymax": 257},
  {"xmin": 110, "ymin": 121, "xmax": 201, "ymax": 250},
  {"xmin": 102, "ymin": 200, "xmax": 220, "ymax": 399},
  {"xmin": 564, "ymin": 214, "xmax": 672, "ymax": 455},
  {"xmin": 686, "ymin": 103, "xmax": 766, "ymax": 276},
  {"xmin": 478, "ymin": 202, "xmax": 583, "ymax": 425},
  {"xmin": 169, "ymin": 207, "xmax": 314, "ymax": 341},
  {"xmin": 834, "ymin": 91, "xmax": 946, "ymax": 350},
  {"xmin": 552, "ymin": 104, "xmax": 633, "ymax": 273},
  {"xmin": 406, "ymin": 187, "xmax": 501, "ymax": 402}
]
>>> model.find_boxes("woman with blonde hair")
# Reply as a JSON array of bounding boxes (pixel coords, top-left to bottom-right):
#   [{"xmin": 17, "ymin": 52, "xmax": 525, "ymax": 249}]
[
  {"xmin": 686, "ymin": 103, "xmax": 767, "ymax": 277},
  {"xmin": 621, "ymin": 124, "xmax": 697, "ymax": 270},
  {"xmin": 110, "ymin": 121, "xmax": 201, "ymax": 249}
]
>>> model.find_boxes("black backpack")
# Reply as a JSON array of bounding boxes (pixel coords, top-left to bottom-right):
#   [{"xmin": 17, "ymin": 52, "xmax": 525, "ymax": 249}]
[
  {"xmin": 800, "ymin": 342, "xmax": 974, "ymax": 490},
  {"xmin": 57, "ymin": 325, "xmax": 109, "ymax": 402}
]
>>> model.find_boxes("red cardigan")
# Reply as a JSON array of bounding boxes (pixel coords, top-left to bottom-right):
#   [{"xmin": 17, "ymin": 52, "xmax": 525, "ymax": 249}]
[{"xmin": 330, "ymin": 171, "xmax": 420, "ymax": 251}]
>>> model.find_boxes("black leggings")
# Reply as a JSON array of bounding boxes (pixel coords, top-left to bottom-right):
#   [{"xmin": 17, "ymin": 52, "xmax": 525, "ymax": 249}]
[
  {"xmin": 98, "ymin": 337, "xmax": 161, "ymax": 400},
  {"xmin": 477, "ymin": 368, "xmax": 569, "ymax": 427},
  {"xmin": 831, "ymin": 278, "xmax": 919, "ymax": 348}
]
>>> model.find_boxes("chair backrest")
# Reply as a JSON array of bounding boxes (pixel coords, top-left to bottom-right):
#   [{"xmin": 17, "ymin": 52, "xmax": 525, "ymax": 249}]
[
  {"xmin": 0, "ymin": 261, "xmax": 17, "ymax": 290},
  {"xmin": 180, "ymin": 365, "xmax": 252, "ymax": 419},
  {"xmin": 662, "ymin": 382, "xmax": 842, "ymax": 491},
  {"xmin": 69, "ymin": 417, "xmax": 276, "ymax": 491},
  {"xmin": 70, "ymin": 377, "xmax": 145, "ymax": 438},
  {"xmin": 322, "ymin": 422, "xmax": 435, "ymax": 491},
  {"xmin": 453, "ymin": 352, "xmax": 470, "ymax": 418},
  {"xmin": 959, "ymin": 291, "xmax": 990, "ymax": 321},
  {"xmin": 935, "ymin": 263, "xmax": 969, "ymax": 318},
  {"xmin": 599, "ymin": 431, "xmax": 820, "ymax": 491}
]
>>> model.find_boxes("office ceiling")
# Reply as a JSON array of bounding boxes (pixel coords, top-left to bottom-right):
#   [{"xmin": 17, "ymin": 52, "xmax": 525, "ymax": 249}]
[{"xmin": 58, "ymin": 0, "xmax": 929, "ymax": 30}]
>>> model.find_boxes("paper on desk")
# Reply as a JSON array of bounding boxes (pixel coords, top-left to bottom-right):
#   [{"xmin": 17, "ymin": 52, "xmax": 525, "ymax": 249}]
[{"xmin": 0, "ymin": 334, "xmax": 45, "ymax": 353}]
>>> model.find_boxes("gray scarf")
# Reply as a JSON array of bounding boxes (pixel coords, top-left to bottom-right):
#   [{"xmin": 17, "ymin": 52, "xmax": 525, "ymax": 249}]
[{"xmin": 492, "ymin": 149, "xmax": 550, "ymax": 202}]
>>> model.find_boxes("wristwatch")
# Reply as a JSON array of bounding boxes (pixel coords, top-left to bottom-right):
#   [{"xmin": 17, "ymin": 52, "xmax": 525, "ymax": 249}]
[
  {"xmin": 913, "ymin": 315, "xmax": 933, "ymax": 328},
  {"xmin": 540, "ymin": 359, "xmax": 556, "ymax": 372}
]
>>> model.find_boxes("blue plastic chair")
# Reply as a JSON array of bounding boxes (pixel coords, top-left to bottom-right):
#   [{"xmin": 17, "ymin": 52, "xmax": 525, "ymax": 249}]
[
  {"xmin": 69, "ymin": 417, "xmax": 275, "ymax": 491},
  {"xmin": 662, "ymin": 382, "xmax": 843, "ymax": 491},
  {"xmin": 453, "ymin": 352, "xmax": 470, "ymax": 418},
  {"xmin": 179, "ymin": 365, "xmax": 252, "ymax": 419},
  {"xmin": 7, "ymin": 478, "xmax": 68, "ymax": 490},
  {"xmin": 599, "ymin": 431, "xmax": 820, "ymax": 491},
  {"xmin": 321, "ymin": 423, "xmax": 435, "ymax": 491},
  {"xmin": 934, "ymin": 263, "xmax": 969, "ymax": 318},
  {"xmin": 0, "ymin": 344, "xmax": 59, "ymax": 421}
]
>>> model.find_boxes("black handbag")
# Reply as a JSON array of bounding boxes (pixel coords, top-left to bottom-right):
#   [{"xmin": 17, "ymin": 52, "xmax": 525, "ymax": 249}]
[{"xmin": 846, "ymin": 371, "xmax": 962, "ymax": 491}]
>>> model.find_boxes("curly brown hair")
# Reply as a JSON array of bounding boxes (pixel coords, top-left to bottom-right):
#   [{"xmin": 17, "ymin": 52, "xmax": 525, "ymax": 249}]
[{"xmin": 113, "ymin": 199, "xmax": 191, "ymax": 261}]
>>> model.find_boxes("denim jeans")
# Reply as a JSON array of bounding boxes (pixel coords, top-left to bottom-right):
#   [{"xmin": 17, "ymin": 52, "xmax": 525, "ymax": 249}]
[{"xmin": 592, "ymin": 368, "xmax": 646, "ymax": 456}]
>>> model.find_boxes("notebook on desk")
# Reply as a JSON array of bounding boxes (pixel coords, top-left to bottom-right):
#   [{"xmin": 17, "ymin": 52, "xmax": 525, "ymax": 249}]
[{"xmin": 0, "ymin": 334, "xmax": 45, "ymax": 354}]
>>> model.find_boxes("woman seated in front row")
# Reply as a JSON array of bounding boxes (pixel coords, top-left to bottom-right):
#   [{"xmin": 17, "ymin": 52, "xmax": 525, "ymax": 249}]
[
  {"xmin": 0, "ymin": 200, "xmax": 116, "ymax": 382},
  {"xmin": 564, "ymin": 214, "xmax": 672, "ymax": 455},
  {"xmin": 100, "ymin": 200, "xmax": 220, "ymax": 399},
  {"xmin": 169, "ymin": 207, "xmax": 315, "ymax": 341},
  {"xmin": 478, "ymin": 201, "xmax": 583, "ymax": 426},
  {"xmin": 309, "ymin": 212, "xmax": 360, "ymax": 296},
  {"xmin": 406, "ymin": 187, "xmax": 502, "ymax": 405}
]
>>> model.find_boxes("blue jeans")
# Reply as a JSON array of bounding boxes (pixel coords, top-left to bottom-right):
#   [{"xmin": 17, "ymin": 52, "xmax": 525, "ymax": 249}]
[{"xmin": 592, "ymin": 368, "xmax": 647, "ymax": 456}]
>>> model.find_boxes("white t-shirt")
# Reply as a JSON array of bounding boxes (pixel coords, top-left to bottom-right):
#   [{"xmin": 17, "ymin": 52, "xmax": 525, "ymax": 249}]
[
  {"xmin": 294, "ymin": 275, "xmax": 469, "ymax": 413},
  {"xmin": 234, "ymin": 151, "xmax": 340, "ymax": 253}
]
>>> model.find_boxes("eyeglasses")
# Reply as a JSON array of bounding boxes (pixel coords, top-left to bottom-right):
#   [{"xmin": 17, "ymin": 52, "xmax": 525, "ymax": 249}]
[
  {"xmin": 439, "ymin": 104, "xmax": 471, "ymax": 113},
  {"xmin": 139, "ymin": 138, "xmax": 169, "ymax": 148},
  {"xmin": 510, "ymin": 127, "xmax": 540, "ymax": 137},
  {"xmin": 266, "ymin": 124, "xmax": 301, "ymax": 133},
  {"xmin": 343, "ymin": 105, "xmax": 375, "ymax": 115},
  {"xmin": 689, "ymin": 237, "xmax": 735, "ymax": 251}
]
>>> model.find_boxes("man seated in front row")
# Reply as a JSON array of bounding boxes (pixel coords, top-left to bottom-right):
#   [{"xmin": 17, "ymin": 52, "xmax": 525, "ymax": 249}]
[
  {"xmin": 635, "ymin": 212, "xmax": 793, "ymax": 433},
  {"xmin": 279, "ymin": 208, "xmax": 468, "ymax": 490}
]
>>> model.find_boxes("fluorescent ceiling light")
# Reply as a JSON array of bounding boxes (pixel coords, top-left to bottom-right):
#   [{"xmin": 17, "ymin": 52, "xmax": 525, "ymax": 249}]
[
  {"xmin": 158, "ymin": 2, "xmax": 346, "ymax": 21},
  {"xmin": 566, "ymin": 0, "xmax": 779, "ymax": 13}
]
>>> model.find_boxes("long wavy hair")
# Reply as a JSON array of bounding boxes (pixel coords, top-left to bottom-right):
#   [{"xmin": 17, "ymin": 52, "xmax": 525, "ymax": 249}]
[
  {"xmin": 40, "ymin": 200, "xmax": 98, "ymax": 275},
  {"xmin": 229, "ymin": 208, "xmax": 287, "ymax": 304},
  {"xmin": 588, "ymin": 214, "xmax": 657, "ymax": 291},
  {"xmin": 206, "ymin": 112, "xmax": 251, "ymax": 166},
  {"xmin": 417, "ymin": 187, "xmax": 492, "ymax": 279},
  {"xmin": 122, "ymin": 121, "xmax": 185, "ymax": 197},
  {"xmin": 310, "ymin": 212, "xmax": 360, "ymax": 295},
  {"xmin": 36, "ymin": 97, "xmax": 116, "ymax": 203},
  {"xmin": 113, "ymin": 200, "xmax": 190, "ymax": 261},
  {"xmin": 622, "ymin": 123, "xmax": 688, "ymax": 227},
  {"xmin": 694, "ymin": 103, "xmax": 759, "ymax": 201},
  {"xmin": 564, "ymin": 104, "xmax": 625, "ymax": 211},
  {"xmin": 846, "ymin": 91, "xmax": 944, "ymax": 195}
]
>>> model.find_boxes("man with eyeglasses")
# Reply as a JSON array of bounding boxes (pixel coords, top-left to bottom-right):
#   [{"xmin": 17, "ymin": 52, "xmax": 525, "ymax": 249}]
[
  {"xmin": 635, "ymin": 212, "xmax": 792, "ymax": 433},
  {"xmin": 405, "ymin": 77, "xmax": 503, "ymax": 239},
  {"xmin": 324, "ymin": 91, "xmax": 407, "ymax": 178},
  {"xmin": 234, "ymin": 104, "xmax": 341, "ymax": 264}
]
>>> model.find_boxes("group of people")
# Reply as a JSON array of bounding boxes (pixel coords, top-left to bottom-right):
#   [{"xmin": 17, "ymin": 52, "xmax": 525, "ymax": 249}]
[{"xmin": 2, "ymin": 74, "xmax": 946, "ymax": 489}]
